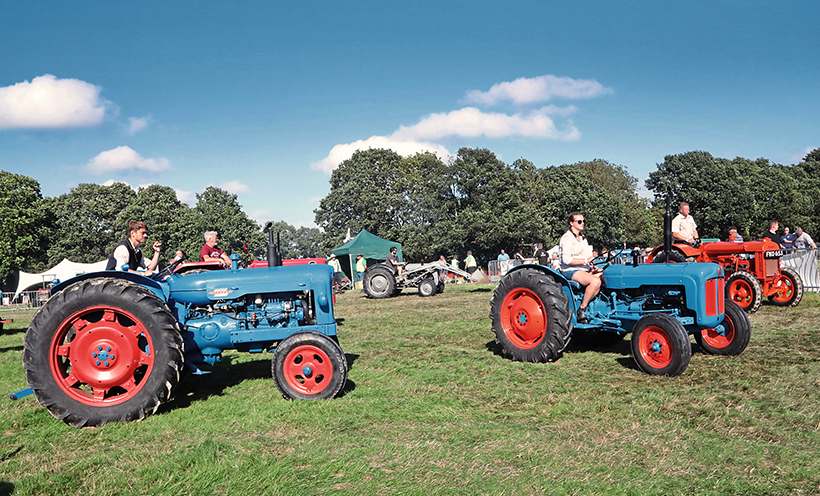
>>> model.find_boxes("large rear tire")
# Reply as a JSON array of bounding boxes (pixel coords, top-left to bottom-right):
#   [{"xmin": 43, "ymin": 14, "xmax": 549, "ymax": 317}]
[
  {"xmin": 726, "ymin": 271, "xmax": 762, "ymax": 313},
  {"xmin": 768, "ymin": 267, "xmax": 803, "ymax": 307},
  {"xmin": 630, "ymin": 313, "xmax": 691, "ymax": 376},
  {"xmin": 489, "ymin": 268, "xmax": 572, "ymax": 363},
  {"xmin": 272, "ymin": 331, "xmax": 347, "ymax": 400},
  {"xmin": 364, "ymin": 266, "xmax": 397, "ymax": 299},
  {"xmin": 23, "ymin": 278, "xmax": 183, "ymax": 428},
  {"xmin": 694, "ymin": 299, "xmax": 750, "ymax": 355},
  {"xmin": 651, "ymin": 250, "xmax": 689, "ymax": 263}
]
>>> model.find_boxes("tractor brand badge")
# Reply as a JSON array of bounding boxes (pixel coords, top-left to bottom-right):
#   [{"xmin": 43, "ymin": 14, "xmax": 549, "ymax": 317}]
[
  {"xmin": 209, "ymin": 288, "xmax": 233, "ymax": 298},
  {"xmin": 764, "ymin": 250, "xmax": 784, "ymax": 259}
]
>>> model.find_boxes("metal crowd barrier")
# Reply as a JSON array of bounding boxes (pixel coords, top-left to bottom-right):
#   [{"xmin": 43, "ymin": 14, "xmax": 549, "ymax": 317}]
[
  {"xmin": 1, "ymin": 290, "xmax": 49, "ymax": 309},
  {"xmin": 781, "ymin": 248, "xmax": 820, "ymax": 292}
]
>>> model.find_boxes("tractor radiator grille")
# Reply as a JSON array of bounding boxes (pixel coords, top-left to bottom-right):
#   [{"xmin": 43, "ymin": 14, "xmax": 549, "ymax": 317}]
[
  {"xmin": 766, "ymin": 259, "xmax": 778, "ymax": 278},
  {"xmin": 705, "ymin": 277, "xmax": 725, "ymax": 317}
]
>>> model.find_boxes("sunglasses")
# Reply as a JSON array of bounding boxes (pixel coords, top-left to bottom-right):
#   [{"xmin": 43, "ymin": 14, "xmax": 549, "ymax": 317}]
[{"xmin": 574, "ymin": 220, "xmax": 585, "ymax": 224}]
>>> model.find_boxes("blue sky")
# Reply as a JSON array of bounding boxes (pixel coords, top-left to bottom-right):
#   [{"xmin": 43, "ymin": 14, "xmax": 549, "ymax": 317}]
[{"xmin": 1, "ymin": 1, "xmax": 818, "ymax": 228}]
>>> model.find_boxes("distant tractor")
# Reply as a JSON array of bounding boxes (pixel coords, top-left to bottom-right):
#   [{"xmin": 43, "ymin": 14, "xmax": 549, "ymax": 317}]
[
  {"xmin": 647, "ymin": 240, "xmax": 803, "ymax": 313},
  {"xmin": 363, "ymin": 262, "xmax": 446, "ymax": 298},
  {"xmin": 21, "ymin": 225, "xmax": 347, "ymax": 428}
]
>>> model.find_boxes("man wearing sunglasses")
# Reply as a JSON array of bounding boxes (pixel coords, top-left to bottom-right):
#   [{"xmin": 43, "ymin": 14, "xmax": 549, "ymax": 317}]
[{"xmin": 672, "ymin": 202, "xmax": 698, "ymax": 246}]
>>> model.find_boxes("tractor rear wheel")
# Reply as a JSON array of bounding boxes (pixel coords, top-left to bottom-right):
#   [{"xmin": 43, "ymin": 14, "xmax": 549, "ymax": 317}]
[
  {"xmin": 652, "ymin": 250, "xmax": 690, "ymax": 263},
  {"xmin": 489, "ymin": 268, "xmax": 572, "ymax": 363},
  {"xmin": 23, "ymin": 278, "xmax": 183, "ymax": 428},
  {"xmin": 726, "ymin": 271, "xmax": 762, "ymax": 313},
  {"xmin": 630, "ymin": 313, "xmax": 691, "ymax": 376},
  {"xmin": 768, "ymin": 267, "xmax": 803, "ymax": 307},
  {"xmin": 694, "ymin": 299, "xmax": 750, "ymax": 355},
  {"xmin": 436, "ymin": 280, "xmax": 445, "ymax": 294},
  {"xmin": 272, "ymin": 331, "xmax": 347, "ymax": 400},
  {"xmin": 364, "ymin": 266, "xmax": 397, "ymax": 299},
  {"xmin": 418, "ymin": 277, "xmax": 436, "ymax": 297}
]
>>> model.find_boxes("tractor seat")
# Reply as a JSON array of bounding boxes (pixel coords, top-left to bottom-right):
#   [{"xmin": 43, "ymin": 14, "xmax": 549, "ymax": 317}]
[{"xmin": 567, "ymin": 279, "xmax": 583, "ymax": 291}]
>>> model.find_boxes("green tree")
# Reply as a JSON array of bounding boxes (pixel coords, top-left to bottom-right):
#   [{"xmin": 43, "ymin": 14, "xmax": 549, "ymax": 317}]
[
  {"xmin": 46, "ymin": 182, "xmax": 137, "ymax": 266},
  {"xmin": 116, "ymin": 184, "xmax": 201, "ymax": 265},
  {"xmin": 0, "ymin": 171, "xmax": 52, "ymax": 281}
]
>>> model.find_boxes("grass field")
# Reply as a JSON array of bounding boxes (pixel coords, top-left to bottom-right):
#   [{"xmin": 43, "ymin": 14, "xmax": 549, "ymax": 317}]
[{"xmin": 1, "ymin": 285, "xmax": 819, "ymax": 495}]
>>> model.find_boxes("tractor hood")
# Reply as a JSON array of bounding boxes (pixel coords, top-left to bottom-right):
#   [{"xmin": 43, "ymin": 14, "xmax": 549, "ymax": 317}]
[
  {"xmin": 604, "ymin": 262, "xmax": 725, "ymax": 327},
  {"xmin": 166, "ymin": 264, "xmax": 334, "ymax": 306}
]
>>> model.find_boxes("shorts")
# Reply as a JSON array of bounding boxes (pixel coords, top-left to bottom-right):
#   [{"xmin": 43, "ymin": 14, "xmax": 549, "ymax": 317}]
[{"xmin": 561, "ymin": 267, "xmax": 589, "ymax": 280}]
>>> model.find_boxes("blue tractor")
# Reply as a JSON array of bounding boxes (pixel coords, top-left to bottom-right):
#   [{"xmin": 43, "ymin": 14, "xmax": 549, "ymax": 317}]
[
  {"xmin": 21, "ymin": 228, "xmax": 347, "ymax": 427},
  {"xmin": 489, "ymin": 253, "xmax": 750, "ymax": 376},
  {"xmin": 490, "ymin": 200, "xmax": 751, "ymax": 376}
]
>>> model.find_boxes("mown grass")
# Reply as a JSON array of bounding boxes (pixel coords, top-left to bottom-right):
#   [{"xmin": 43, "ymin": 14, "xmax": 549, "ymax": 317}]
[{"xmin": 1, "ymin": 286, "xmax": 819, "ymax": 495}]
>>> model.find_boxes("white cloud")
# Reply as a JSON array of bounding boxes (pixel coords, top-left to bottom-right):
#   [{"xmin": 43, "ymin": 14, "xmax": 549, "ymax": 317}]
[
  {"xmin": 790, "ymin": 146, "xmax": 816, "ymax": 163},
  {"xmin": 311, "ymin": 136, "xmax": 451, "ymax": 175},
  {"xmin": 221, "ymin": 180, "xmax": 251, "ymax": 194},
  {"xmin": 101, "ymin": 179, "xmax": 131, "ymax": 188},
  {"xmin": 313, "ymin": 74, "xmax": 609, "ymax": 174},
  {"xmin": 0, "ymin": 74, "xmax": 109, "ymax": 129},
  {"xmin": 464, "ymin": 75, "xmax": 613, "ymax": 107},
  {"xmin": 126, "ymin": 116, "xmax": 150, "ymax": 135},
  {"xmin": 392, "ymin": 106, "xmax": 579, "ymax": 141},
  {"xmin": 86, "ymin": 146, "xmax": 171, "ymax": 174},
  {"xmin": 175, "ymin": 188, "xmax": 196, "ymax": 204}
]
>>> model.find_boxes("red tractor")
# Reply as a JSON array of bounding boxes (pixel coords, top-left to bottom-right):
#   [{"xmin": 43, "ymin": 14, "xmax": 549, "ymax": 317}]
[{"xmin": 647, "ymin": 240, "xmax": 803, "ymax": 313}]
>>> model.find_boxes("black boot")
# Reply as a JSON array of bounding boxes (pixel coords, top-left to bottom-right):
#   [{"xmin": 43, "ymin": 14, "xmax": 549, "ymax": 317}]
[{"xmin": 577, "ymin": 306, "xmax": 588, "ymax": 323}]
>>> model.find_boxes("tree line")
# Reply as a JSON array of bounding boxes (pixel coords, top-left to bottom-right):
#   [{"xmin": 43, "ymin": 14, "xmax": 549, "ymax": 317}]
[{"xmin": 2, "ymin": 147, "xmax": 819, "ymax": 284}]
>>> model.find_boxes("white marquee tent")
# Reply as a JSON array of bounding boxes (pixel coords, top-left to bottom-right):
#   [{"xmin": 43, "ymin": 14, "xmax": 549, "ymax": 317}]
[{"xmin": 13, "ymin": 258, "xmax": 107, "ymax": 301}]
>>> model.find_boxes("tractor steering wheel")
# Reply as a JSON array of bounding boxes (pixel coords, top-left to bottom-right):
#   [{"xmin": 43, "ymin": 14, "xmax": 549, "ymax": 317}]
[
  {"xmin": 590, "ymin": 250, "xmax": 616, "ymax": 271},
  {"xmin": 152, "ymin": 256, "xmax": 186, "ymax": 280}
]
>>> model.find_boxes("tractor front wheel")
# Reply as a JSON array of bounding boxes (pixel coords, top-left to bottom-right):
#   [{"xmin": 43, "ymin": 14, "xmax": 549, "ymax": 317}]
[
  {"xmin": 768, "ymin": 267, "xmax": 803, "ymax": 307},
  {"xmin": 418, "ymin": 277, "xmax": 436, "ymax": 297},
  {"xmin": 272, "ymin": 332, "xmax": 347, "ymax": 400},
  {"xmin": 489, "ymin": 268, "xmax": 572, "ymax": 363},
  {"xmin": 726, "ymin": 271, "xmax": 762, "ymax": 313},
  {"xmin": 630, "ymin": 313, "xmax": 691, "ymax": 376},
  {"xmin": 23, "ymin": 278, "xmax": 183, "ymax": 428},
  {"xmin": 694, "ymin": 299, "xmax": 750, "ymax": 355}
]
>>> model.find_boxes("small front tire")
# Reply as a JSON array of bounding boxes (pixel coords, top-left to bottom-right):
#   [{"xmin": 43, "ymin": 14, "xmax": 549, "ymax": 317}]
[
  {"xmin": 272, "ymin": 332, "xmax": 347, "ymax": 401},
  {"xmin": 630, "ymin": 313, "xmax": 691, "ymax": 376},
  {"xmin": 418, "ymin": 277, "xmax": 436, "ymax": 297}
]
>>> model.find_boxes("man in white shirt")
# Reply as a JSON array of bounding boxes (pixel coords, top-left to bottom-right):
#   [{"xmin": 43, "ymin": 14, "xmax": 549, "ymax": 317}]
[
  {"xmin": 794, "ymin": 227, "xmax": 816, "ymax": 249},
  {"xmin": 672, "ymin": 203, "xmax": 698, "ymax": 246}
]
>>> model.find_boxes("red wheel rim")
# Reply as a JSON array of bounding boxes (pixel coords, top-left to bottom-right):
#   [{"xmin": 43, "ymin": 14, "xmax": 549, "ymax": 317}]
[
  {"xmin": 701, "ymin": 316, "xmax": 735, "ymax": 349},
  {"xmin": 728, "ymin": 279, "xmax": 753, "ymax": 309},
  {"xmin": 770, "ymin": 274, "xmax": 794, "ymax": 303},
  {"xmin": 499, "ymin": 288, "xmax": 546, "ymax": 349},
  {"xmin": 49, "ymin": 305, "xmax": 155, "ymax": 406},
  {"xmin": 638, "ymin": 325, "xmax": 674, "ymax": 369},
  {"xmin": 282, "ymin": 345, "xmax": 333, "ymax": 395}
]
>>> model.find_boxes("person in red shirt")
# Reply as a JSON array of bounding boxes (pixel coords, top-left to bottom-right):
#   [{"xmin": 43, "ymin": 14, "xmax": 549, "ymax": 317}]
[{"xmin": 200, "ymin": 231, "xmax": 231, "ymax": 267}]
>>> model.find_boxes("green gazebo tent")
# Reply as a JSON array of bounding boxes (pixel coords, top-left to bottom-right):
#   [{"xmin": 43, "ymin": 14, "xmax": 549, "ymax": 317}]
[{"xmin": 331, "ymin": 230, "xmax": 402, "ymax": 279}]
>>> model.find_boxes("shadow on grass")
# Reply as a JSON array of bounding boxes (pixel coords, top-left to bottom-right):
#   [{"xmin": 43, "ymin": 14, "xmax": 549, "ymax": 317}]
[
  {"xmin": 159, "ymin": 352, "xmax": 361, "ymax": 415},
  {"xmin": 0, "ymin": 481, "xmax": 14, "ymax": 495},
  {"xmin": 468, "ymin": 287, "xmax": 493, "ymax": 293},
  {"xmin": 0, "ymin": 345, "xmax": 23, "ymax": 354},
  {"xmin": 0, "ymin": 327, "xmax": 26, "ymax": 337}
]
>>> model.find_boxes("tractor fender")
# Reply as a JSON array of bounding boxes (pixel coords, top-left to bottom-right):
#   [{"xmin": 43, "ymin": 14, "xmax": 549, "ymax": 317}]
[
  {"xmin": 503, "ymin": 264, "xmax": 580, "ymax": 310},
  {"xmin": 49, "ymin": 270, "xmax": 170, "ymax": 303}
]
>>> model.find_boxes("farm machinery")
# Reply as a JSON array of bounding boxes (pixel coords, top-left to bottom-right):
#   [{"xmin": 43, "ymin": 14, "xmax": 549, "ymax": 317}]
[
  {"xmin": 646, "ymin": 240, "xmax": 803, "ymax": 314},
  {"xmin": 490, "ymin": 202, "xmax": 751, "ymax": 376},
  {"xmin": 363, "ymin": 261, "xmax": 451, "ymax": 298},
  {"xmin": 19, "ymin": 226, "xmax": 347, "ymax": 427}
]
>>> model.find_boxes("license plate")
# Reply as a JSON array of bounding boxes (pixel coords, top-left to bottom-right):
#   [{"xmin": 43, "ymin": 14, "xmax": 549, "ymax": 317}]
[{"xmin": 764, "ymin": 250, "xmax": 783, "ymax": 258}]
